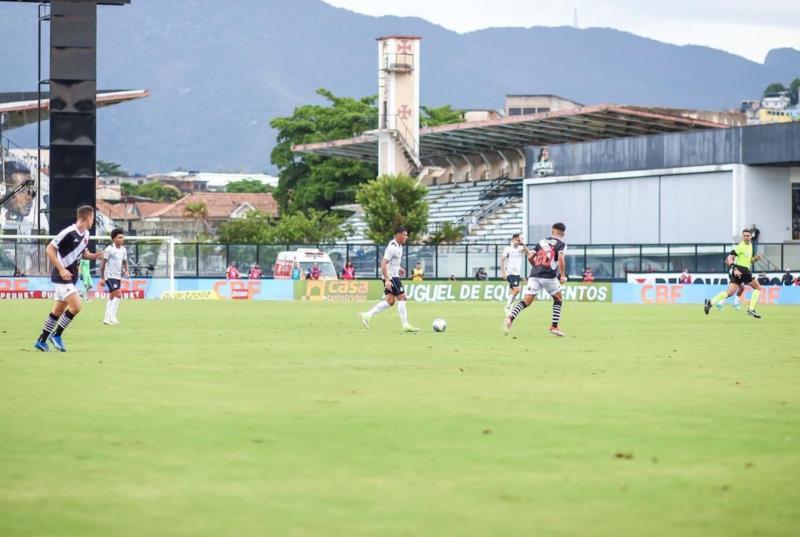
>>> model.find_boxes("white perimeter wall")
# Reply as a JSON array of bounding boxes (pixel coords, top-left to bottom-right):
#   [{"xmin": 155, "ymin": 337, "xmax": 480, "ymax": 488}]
[{"xmin": 525, "ymin": 164, "xmax": 791, "ymax": 244}]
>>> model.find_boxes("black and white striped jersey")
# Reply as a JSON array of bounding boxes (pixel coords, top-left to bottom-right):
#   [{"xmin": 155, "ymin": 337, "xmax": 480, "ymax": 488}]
[{"xmin": 49, "ymin": 224, "xmax": 90, "ymax": 283}]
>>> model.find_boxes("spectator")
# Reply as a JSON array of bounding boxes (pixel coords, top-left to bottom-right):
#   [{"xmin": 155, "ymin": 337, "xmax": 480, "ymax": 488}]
[
  {"xmin": 751, "ymin": 224, "xmax": 760, "ymax": 252},
  {"xmin": 310, "ymin": 263, "xmax": 321, "ymax": 280},
  {"xmin": 583, "ymin": 267, "xmax": 595, "ymax": 282},
  {"xmin": 475, "ymin": 267, "xmax": 488, "ymax": 281},
  {"xmin": 226, "ymin": 262, "xmax": 240, "ymax": 280},
  {"xmin": 342, "ymin": 261, "xmax": 355, "ymax": 280},
  {"xmin": 412, "ymin": 262, "xmax": 424, "ymax": 282},
  {"xmin": 448, "ymin": 274, "xmax": 457, "ymax": 281},
  {"xmin": 782, "ymin": 270, "xmax": 794, "ymax": 286},
  {"xmin": 291, "ymin": 261, "xmax": 302, "ymax": 280},
  {"xmin": 757, "ymin": 272, "xmax": 770, "ymax": 286},
  {"xmin": 248, "ymin": 264, "xmax": 262, "ymax": 279},
  {"xmin": 795, "ymin": 275, "xmax": 800, "ymax": 286},
  {"xmin": 679, "ymin": 268, "xmax": 692, "ymax": 284}
]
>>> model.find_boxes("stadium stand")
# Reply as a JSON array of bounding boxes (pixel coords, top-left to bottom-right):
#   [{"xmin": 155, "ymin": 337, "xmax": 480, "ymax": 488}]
[{"xmin": 341, "ymin": 177, "xmax": 523, "ymax": 243}]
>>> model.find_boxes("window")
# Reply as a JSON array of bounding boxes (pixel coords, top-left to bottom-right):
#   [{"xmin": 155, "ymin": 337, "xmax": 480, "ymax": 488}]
[
  {"xmin": 522, "ymin": 107, "xmax": 537, "ymax": 115},
  {"xmin": 508, "ymin": 107, "xmax": 522, "ymax": 116}
]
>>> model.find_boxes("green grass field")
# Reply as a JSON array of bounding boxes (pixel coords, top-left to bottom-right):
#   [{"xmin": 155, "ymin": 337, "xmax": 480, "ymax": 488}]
[{"xmin": 1, "ymin": 299, "xmax": 798, "ymax": 536}]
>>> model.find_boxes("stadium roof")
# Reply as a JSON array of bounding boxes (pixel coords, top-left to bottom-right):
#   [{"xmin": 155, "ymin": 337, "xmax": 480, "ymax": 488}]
[
  {"xmin": 292, "ymin": 104, "xmax": 734, "ymax": 165},
  {"xmin": 0, "ymin": 89, "xmax": 149, "ymax": 130},
  {"xmin": 2, "ymin": 1, "xmax": 130, "ymax": 4}
]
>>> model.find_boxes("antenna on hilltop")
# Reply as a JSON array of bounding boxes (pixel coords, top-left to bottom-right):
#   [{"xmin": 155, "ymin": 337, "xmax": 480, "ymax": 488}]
[{"xmin": 573, "ymin": 8, "xmax": 579, "ymax": 29}]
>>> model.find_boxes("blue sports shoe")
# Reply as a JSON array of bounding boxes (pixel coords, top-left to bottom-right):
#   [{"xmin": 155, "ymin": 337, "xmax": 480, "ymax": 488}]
[
  {"xmin": 49, "ymin": 335, "xmax": 66, "ymax": 352},
  {"xmin": 33, "ymin": 340, "xmax": 50, "ymax": 352}
]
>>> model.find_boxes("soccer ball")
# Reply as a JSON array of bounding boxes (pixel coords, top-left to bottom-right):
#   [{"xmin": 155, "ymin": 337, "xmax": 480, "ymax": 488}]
[{"xmin": 432, "ymin": 318, "xmax": 447, "ymax": 332}]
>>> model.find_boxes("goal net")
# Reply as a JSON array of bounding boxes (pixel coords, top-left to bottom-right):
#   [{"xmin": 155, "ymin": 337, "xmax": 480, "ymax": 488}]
[{"xmin": 0, "ymin": 234, "xmax": 176, "ymax": 293}]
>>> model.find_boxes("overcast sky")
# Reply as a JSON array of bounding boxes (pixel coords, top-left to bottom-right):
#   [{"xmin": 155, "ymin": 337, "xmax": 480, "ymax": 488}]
[{"xmin": 324, "ymin": 0, "xmax": 799, "ymax": 63}]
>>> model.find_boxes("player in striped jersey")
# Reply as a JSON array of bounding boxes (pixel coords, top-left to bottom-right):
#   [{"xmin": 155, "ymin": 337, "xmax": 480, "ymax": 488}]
[
  {"xmin": 359, "ymin": 225, "xmax": 419, "ymax": 332},
  {"xmin": 33, "ymin": 206, "xmax": 103, "ymax": 352}
]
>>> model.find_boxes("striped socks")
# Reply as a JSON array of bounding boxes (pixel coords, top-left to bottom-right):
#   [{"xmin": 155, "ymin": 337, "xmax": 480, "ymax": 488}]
[
  {"xmin": 552, "ymin": 300, "xmax": 563, "ymax": 327},
  {"xmin": 509, "ymin": 301, "xmax": 527, "ymax": 320},
  {"xmin": 54, "ymin": 311, "xmax": 76, "ymax": 337},
  {"xmin": 38, "ymin": 313, "xmax": 59, "ymax": 343}
]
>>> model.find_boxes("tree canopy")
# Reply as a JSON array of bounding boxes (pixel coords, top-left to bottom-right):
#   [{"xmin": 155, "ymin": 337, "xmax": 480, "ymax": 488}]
[
  {"xmin": 217, "ymin": 209, "xmax": 349, "ymax": 244},
  {"xmin": 270, "ymin": 89, "xmax": 378, "ymax": 213},
  {"xmin": 420, "ymin": 105, "xmax": 464, "ymax": 127},
  {"xmin": 96, "ymin": 160, "xmax": 128, "ymax": 177},
  {"xmin": 225, "ymin": 178, "xmax": 273, "ymax": 193},
  {"xmin": 121, "ymin": 182, "xmax": 182, "ymax": 202},
  {"xmin": 355, "ymin": 174, "xmax": 428, "ymax": 244}
]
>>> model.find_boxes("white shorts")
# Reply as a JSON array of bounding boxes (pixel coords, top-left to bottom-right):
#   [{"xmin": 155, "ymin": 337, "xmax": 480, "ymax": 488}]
[
  {"xmin": 523, "ymin": 277, "xmax": 562, "ymax": 297},
  {"xmin": 53, "ymin": 283, "xmax": 79, "ymax": 302}
]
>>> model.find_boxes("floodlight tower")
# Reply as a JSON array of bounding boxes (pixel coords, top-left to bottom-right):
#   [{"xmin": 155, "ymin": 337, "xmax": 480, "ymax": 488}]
[{"xmin": 375, "ymin": 36, "xmax": 421, "ymax": 177}]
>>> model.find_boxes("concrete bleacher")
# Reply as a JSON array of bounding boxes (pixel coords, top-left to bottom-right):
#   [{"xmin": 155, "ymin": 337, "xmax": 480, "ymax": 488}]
[
  {"xmin": 340, "ymin": 178, "xmax": 523, "ymax": 244},
  {"xmin": 464, "ymin": 198, "xmax": 523, "ymax": 243}
]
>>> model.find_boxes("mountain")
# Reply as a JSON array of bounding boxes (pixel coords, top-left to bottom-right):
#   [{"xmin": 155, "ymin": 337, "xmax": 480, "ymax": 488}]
[{"xmin": 1, "ymin": 0, "xmax": 798, "ymax": 173}]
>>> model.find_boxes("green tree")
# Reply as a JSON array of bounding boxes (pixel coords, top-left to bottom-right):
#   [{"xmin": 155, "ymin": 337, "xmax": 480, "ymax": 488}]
[
  {"xmin": 96, "ymin": 160, "xmax": 128, "ymax": 177},
  {"xmin": 420, "ymin": 105, "xmax": 464, "ymax": 127},
  {"xmin": 226, "ymin": 178, "xmax": 274, "ymax": 193},
  {"xmin": 121, "ymin": 182, "xmax": 182, "ymax": 202},
  {"xmin": 425, "ymin": 221, "xmax": 465, "ymax": 244},
  {"xmin": 217, "ymin": 209, "xmax": 349, "ymax": 244},
  {"xmin": 355, "ymin": 174, "xmax": 428, "ymax": 244},
  {"xmin": 789, "ymin": 78, "xmax": 800, "ymax": 105},
  {"xmin": 270, "ymin": 88, "xmax": 378, "ymax": 213},
  {"xmin": 183, "ymin": 202, "xmax": 209, "ymax": 239},
  {"xmin": 763, "ymin": 82, "xmax": 787, "ymax": 96}
]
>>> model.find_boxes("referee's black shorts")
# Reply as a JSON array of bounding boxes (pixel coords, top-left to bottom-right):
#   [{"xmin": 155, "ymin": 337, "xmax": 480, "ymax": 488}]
[
  {"xmin": 384, "ymin": 277, "xmax": 405, "ymax": 296},
  {"xmin": 729, "ymin": 266, "xmax": 754, "ymax": 285}
]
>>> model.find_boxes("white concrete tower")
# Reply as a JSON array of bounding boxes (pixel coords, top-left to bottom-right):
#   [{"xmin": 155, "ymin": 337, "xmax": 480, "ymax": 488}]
[{"xmin": 376, "ymin": 35, "xmax": 421, "ymax": 176}]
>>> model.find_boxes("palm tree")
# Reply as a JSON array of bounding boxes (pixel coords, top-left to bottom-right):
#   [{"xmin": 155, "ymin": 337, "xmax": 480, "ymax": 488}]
[{"xmin": 183, "ymin": 201, "xmax": 209, "ymax": 239}]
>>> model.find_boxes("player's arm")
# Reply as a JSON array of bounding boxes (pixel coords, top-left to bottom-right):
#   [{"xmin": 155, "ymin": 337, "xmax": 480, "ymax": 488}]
[
  {"xmin": 98, "ymin": 255, "xmax": 107, "ymax": 287},
  {"xmin": 558, "ymin": 251, "xmax": 567, "ymax": 283},
  {"xmin": 500, "ymin": 251, "xmax": 507, "ymax": 278},
  {"xmin": 122, "ymin": 258, "xmax": 129, "ymax": 278},
  {"xmin": 82, "ymin": 249, "xmax": 102, "ymax": 261},
  {"xmin": 46, "ymin": 243, "xmax": 72, "ymax": 282},
  {"xmin": 381, "ymin": 257, "xmax": 391, "ymax": 289}
]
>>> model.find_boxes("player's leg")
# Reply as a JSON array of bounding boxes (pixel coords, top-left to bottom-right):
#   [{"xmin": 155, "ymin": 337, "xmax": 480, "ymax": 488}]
[
  {"xmin": 732, "ymin": 284, "xmax": 745, "ymax": 310},
  {"xmin": 360, "ymin": 283, "xmax": 395, "ymax": 328},
  {"xmin": 397, "ymin": 293, "xmax": 418, "ymax": 332},
  {"xmin": 108, "ymin": 281, "xmax": 123, "ymax": 324},
  {"xmin": 706, "ymin": 283, "xmax": 737, "ymax": 314},
  {"xmin": 82, "ymin": 275, "xmax": 93, "ymax": 302},
  {"xmin": 504, "ymin": 278, "xmax": 537, "ymax": 334},
  {"xmin": 34, "ymin": 299, "xmax": 67, "ymax": 351},
  {"xmin": 51, "ymin": 291, "xmax": 82, "ymax": 352},
  {"xmin": 746, "ymin": 278, "xmax": 762, "ymax": 318},
  {"xmin": 103, "ymin": 282, "xmax": 115, "ymax": 324},
  {"xmin": 549, "ymin": 284, "xmax": 565, "ymax": 337},
  {"xmin": 504, "ymin": 276, "xmax": 519, "ymax": 312}
]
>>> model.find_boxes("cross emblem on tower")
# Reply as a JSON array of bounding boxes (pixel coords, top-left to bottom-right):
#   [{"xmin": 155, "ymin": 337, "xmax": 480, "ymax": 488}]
[
  {"xmin": 397, "ymin": 105, "xmax": 412, "ymax": 120},
  {"xmin": 397, "ymin": 40, "xmax": 412, "ymax": 54}
]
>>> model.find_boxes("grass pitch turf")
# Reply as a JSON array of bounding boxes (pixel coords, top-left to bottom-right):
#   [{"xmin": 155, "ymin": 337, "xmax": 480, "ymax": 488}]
[{"xmin": 1, "ymin": 299, "xmax": 798, "ymax": 536}]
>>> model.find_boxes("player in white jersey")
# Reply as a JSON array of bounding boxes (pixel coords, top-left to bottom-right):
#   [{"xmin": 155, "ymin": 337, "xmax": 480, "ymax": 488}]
[
  {"xmin": 359, "ymin": 225, "xmax": 419, "ymax": 332},
  {"xmin": 500, "ymin": 233, "xmax": 528, "ymax": 313},
  {"xmin": 33, "ymin": 206, "xmax": 103, "ymax": 352},
  {"xmin": 99, "ymin": 228, "xmax": 129, "ymax": 326}
]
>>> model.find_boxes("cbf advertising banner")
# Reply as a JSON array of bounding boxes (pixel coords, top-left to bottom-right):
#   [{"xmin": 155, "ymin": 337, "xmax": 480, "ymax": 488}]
[
  {"xmin": 627, "ymin": 272, "xmax": 791, "ymax": 286},
  {"xmin": 404, "ymin": 281, "xmax": 611, "ymax": 303},
  {"xmin": 612, "ymin": 283, "xmax": 800, "ymax": 305},
  {"xmin": 0, "ymin": 277, "xmax": 294, "ymax": 301}
]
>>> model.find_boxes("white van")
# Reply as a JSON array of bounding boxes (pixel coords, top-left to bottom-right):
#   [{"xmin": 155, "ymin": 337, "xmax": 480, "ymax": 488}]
[{"xmin": 273, "ymin": 248, "xmax": 338, "ymax": 280}]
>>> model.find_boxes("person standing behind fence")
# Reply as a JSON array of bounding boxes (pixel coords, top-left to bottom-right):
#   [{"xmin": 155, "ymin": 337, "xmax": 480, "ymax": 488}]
[{"xmin": 342, "ymin": 261, "xmax": 355, "ymax": 280}]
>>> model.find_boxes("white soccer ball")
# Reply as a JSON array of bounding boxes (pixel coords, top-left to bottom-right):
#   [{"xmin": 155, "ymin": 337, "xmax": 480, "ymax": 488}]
[{"xmin": 432, "ymin": 318, "xmax": 447, "ymax": 333}]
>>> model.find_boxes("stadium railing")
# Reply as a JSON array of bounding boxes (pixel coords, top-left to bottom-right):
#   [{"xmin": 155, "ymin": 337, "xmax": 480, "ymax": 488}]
[{"xmin": 2, "ymin": 239, "xmax": 799, "ymax": 282}]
